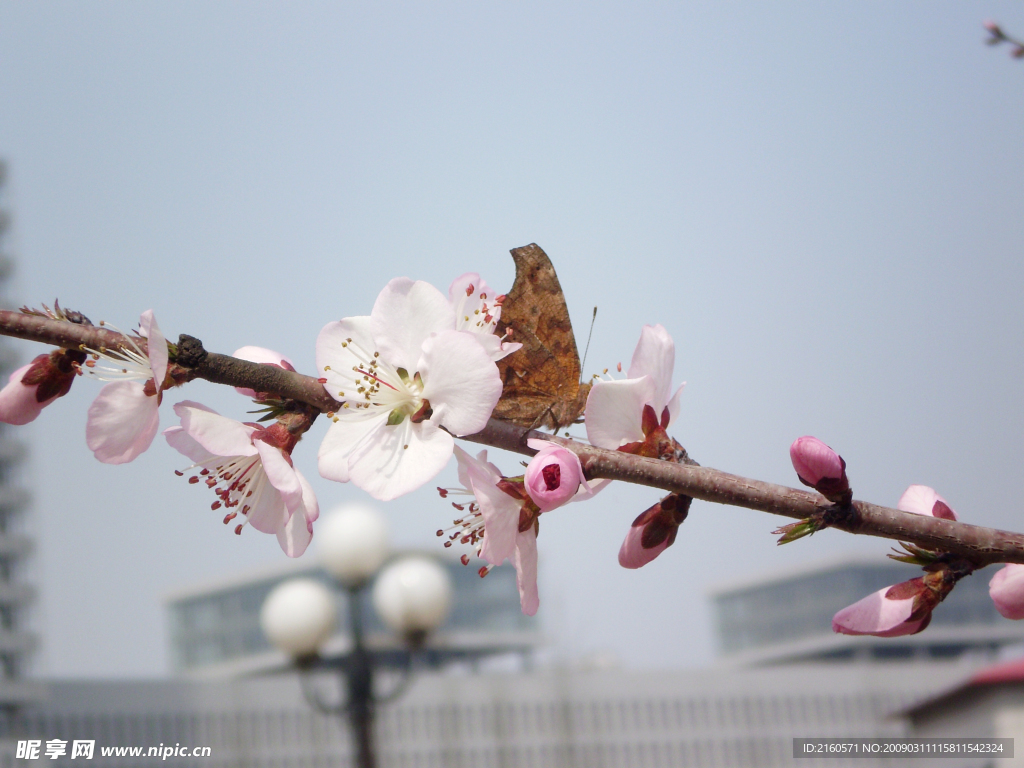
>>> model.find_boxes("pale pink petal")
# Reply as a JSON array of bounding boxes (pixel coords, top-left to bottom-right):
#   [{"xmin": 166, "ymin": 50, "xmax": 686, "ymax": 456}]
[
  {"xmin": 990, "ymin": 564, "xmax": 1024, "ymax": 620},
  {"xmin": 254, "ymin": 439, "xmax": 303, "ymax": 512},
  {"xmin": 242, "ymin": 470, "xmax": 290, "ymax": 535},
  {"xmin": 276, "ymin": 468, "xmax": 318, "ymax": 557},
  {"xmin": 138, "ymin": 310, "xmax": 168, "ymax": 387},
  {"xmin": 232, "ymin": 346, "xmax": 295, "ymax": 398},
  {"xmin": 664, "ymin": 382, "xmax": 685, "ymax": 430},
  {"xmin": 0, "ymin": 364, "xmax": 52, "ymax": 425},
  {"xmin": 175, "ymin": 401, "xmax": 257, "ymax": 457},
  {"xmin": 618, "ymin": 524, "xmax": 670, "ymax": 569},
  {"xmin": 898, "ymin": 485, "xmax": 957, "ymax": 521},
  {"xmin": 317, "ymin": 414, "xmax": 383, "ymax": 483},
  {"xmin": 448, "ymin": 272, "xmax": 485, "ymax": 305},
  {"xmin": 418, "ymin": 330, "xmax": 502, "ymax": 436},
  {"xmin": 86, "ymin": 382, "xmax": 161, "ymax": 464},
  {"xmin": 524, "ymin": 440, "xmax": 587, "ymax": 512},
  {"xmin": 163, "ymin": 426, "xmax": 210, "ymax": 463},
  {"xmin": 453, "ymin": 445, "xmax": 503, "ymax": 495},
  {"xmin": 471, "ymin": 472, "xmax": 523, "ymax": 565},
  {"xmin": 315, "ymin": 316, "xmax": 374, "ymax": 402},
  {"xmin": 513, "ymin": 528, "xmax": 540, "ymax": 616},
  {"xmin": 627, "ymin": 324, "xmax": 675, "ymax": 410},
  {"xmin": 347, "ymin": 418, "xmax": 455, "ymax": 501},
  {"xmin": 831, "ymin": 586, "xmax": 923, "ymax": 637},
  {"xmin": 584, "ymin": 376, "xmax": 656, "ymax": 449},
  {"xmin": 371, "ymin": 278, "xmax": 455, "ymax": 372}
]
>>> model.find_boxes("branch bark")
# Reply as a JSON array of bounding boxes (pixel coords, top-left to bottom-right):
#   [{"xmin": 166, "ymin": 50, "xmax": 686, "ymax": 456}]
[{"xmin": 5, "ymin": 308, "xmax": 1023, "ymax": 567}]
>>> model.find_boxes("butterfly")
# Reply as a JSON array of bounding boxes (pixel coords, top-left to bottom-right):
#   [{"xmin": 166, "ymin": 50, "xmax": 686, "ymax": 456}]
[{"xmin": 492, "ymin": 243, "xmax": 591, "ymax": 432}]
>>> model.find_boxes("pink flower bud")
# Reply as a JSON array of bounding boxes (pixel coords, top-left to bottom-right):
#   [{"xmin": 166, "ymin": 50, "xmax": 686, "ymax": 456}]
[
  {"xmin": 832, "ymin": 578, "xmax": 934, "ymax": 637},
  {"xmin": 0, "ymin": 350, "xmax": 80, "ymax": 425},
  {"xmin": 789, "ymin": 436, "xmax": 850, "ymax": 502},
  {"xmin": 524, "ymin": 440, "xmax": 588, "ymax": 512},
  {"xmin": 618, "ymin": 493, "xmax": 691, "ymax": 569},
  {"xmin": 897, "ymin": 485, "xmax": 957, "ymax": 521},
  {"xmin": 0, "ymin": 363, "xmax": 53, "ymax": 425},
  {"xmin": 990, "ymin": 564, "xmax": 1024, "ymax": 620}
]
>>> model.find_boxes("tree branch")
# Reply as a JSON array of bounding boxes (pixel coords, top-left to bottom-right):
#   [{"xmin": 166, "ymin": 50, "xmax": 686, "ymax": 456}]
[{"xmin": 5, "ymin": 307, "xmax": 1023, "ymax": 566}]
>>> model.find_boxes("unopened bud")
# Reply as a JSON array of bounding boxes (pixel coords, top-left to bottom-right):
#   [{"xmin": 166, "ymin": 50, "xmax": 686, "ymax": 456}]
[
  {"xmin": 618, "ymin": 494, "xmax": 691, "ymax": 569},
  {"xmin": 789, "ymin": 436, "xmax": 850, "ymax": 504}
]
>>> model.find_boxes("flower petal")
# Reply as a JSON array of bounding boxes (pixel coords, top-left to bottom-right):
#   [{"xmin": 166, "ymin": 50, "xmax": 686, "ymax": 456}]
[
  {"xmin": 86, "ymin": 382, "xmax": 161, "ymax": 464},
  {"xmin": 618, "ymin": 524, "xmax": 670, "ymax": 569},
  {"xmin": 174, "ymin": 401, "xmax": 257, "ymax": 457},
  {"xmin": 990, "ymin": 564, "xmax": 1024, "ymax": 620},
  {"xmin": 371, "ymin": 278, "xmax": 455, "ymax": 372},
  {"xmin": 347, "ymin": 418, "xmax": 455, "ymax": 501},
  {"xmin": 139, "ymin": 310, "xmax": 168, "ymax": 387},
  {"xmin": 242, "ymin": 469, "xmax": 290, "ymax": 535},
  {"xmin": 831, "ymin": 585, "xmax": 923, "ymax": 637},
  {"xmin": 513, "ymin": 528, "xmax": 540, "ymax": 616},
  {"xmin": 317, "ymin": 413, "xmax": 384, "ymax": 483},
  {"xmin": 627, "ymin": 324, "xmax": 675, "ymax": 410},
  {"xmin": 316, "ymin": 316, "xmax": 375, "ymax": 401},
  {"xmin": 897, "ymin": 485, "xmax": 957, "ymax": 521},
  {"xmin": 276, "ymin": 468, "xmax": 318, "ymax": 557},
  {"xmin": 471, "ymin": 473, "xmax": 523, "ymax": 566},
  {"xmin": 419, "ymin": 330, "xmax": 502, "ymax": 436},
  {"xmin": 0, "ymin": 364, "xmax": 51, "ymax": 425},
  {"xmin": 584, "ymin": 376, "xmax": 656, "ymax": 449},
  {"xmin": 254, "ymin": 438, "xmax": 303, "ymax": 513}
]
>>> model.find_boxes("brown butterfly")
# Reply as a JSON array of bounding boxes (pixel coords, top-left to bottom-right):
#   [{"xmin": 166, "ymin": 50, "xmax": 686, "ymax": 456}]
[{"xmin": 492, "ymin": 243, "xmax": 591, "ymax": 431}]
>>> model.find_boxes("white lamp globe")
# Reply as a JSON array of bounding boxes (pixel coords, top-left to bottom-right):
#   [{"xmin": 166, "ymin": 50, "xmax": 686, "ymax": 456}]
[
  {"xmin": 317, "ymin": 503, "xmax": 390, "ymax": 587},
  {"xmin": 260, "ymin": 578, "xmax": 337, "ymax": 658},
  {"xmin": 372, "ymin": 556, "xmax": 453, "ymax": 641}
]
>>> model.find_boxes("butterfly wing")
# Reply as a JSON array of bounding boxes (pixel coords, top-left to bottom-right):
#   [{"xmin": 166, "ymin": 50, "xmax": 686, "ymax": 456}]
[{"xmin": 493, "ymin": 244, "xmax": 586, "ymax": 430}]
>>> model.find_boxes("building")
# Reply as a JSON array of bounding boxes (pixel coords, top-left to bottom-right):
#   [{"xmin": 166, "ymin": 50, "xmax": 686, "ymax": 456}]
[
  {"xmin": 711, "ymin": 556, "xmax": 1019, "ymax": 667},
  {"xmin": 165, "ymin": 554, "xmax": 542, "ymax": 678},
  {"xmin": 0, "ymin": 161, "xmax": 43, "ymax": 734}
]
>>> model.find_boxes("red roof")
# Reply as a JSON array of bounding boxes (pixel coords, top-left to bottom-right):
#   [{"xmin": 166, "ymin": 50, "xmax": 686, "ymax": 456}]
[{"xmin": 970, "ymin": 656, "xmax": 1024, "ymax": 686}]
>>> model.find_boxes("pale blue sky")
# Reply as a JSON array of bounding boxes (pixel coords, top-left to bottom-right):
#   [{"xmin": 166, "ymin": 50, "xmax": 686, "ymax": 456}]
[{"xmin": 1, "ymin": 2, "xmax": 1022, "ymax": 677}]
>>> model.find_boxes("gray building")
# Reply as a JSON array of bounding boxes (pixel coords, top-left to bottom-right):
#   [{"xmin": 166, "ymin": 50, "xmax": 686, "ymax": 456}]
[
  {"xmin": 165, "ymin": 554, "xmax": 541, "ymax": 678},
  {"xmin": 711, "ymin": 556, "xmax": 1020, "ymax": 667},
  {"xmin": 0, "ymin": 161, "xmax": 42, "ymax": 725}
]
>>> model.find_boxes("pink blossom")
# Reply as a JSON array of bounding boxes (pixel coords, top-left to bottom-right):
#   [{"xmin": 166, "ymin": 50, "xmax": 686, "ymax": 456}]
[
  {"xmin": 0, "ymin": 350, "xmax": 81, "ymax": 425},
  {"xmin": 164, "ymin": 400, "xmax": 318, "ymax": 557},
  {"xmin": 585, "ymin": 324, "xmax": 684, "ymax": 451},
  {"xmin": 523, "ymin": 439, "xmax": 594, "ymax": 512},
  {"xmin": 85, "ymin": 310, "xmax": 169, "ymax": 464},
  {"xmin": 990, "ymin": 565, "xmax": 1024, "ymax": 620},
  {"xmin": 618, "ymin": 494, "xmax": 691, "ymax": 569},
  {"xmin": 440, "ymin": 446, "xmax": 539, "ymax": 615},
  {"xmin": 317, "ymin": 278, "xmax": 502, "ymax": 501},
  {"xmin": 897, "ymin": 485, "xmax": 957, "ymax": 521},
  {"xmin": 789, "ymin": 436, "xmax": 850, "ymax": 504},
  {"xmin": 232, "ymin": 346, "xmax": 296, "ymax": 399},
  {"xmin": 832, "ymin": 578, "xmax": 934, "ymax": 637},
  {"xmin": 448, "ymin": 273, "xmax": 522, "ymax": 361}
]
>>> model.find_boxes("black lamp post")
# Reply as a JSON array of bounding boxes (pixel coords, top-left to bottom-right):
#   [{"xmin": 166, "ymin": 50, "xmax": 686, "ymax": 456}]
[{"xmin": 261, "ymin": 504, "xmax": 453, "ymax": 768}]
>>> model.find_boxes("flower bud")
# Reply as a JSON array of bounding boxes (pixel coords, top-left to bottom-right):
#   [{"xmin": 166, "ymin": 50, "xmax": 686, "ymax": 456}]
[
  {"xmin": 989, "ymin": 564, "xmax": 1024, "ymax": 620},
  {"xmin": 524, "ymin": 440, "xmax": 587, "ymax": 512},
  {"xmin": 832, "ymin": 577, "xmax": 936, "ymax": 637},
  {"xmin": 789, "ymin": 436, "xmax": 850, "ymax": 503},
  {"xmin": 897, "ymin": 485, "xmax": 957, "ymax": 521},
  {"xmin": 0, "ymin": 350, "xmax": 81, "ymax": 425},
  {"xmin": 618, "ymin": 493, "xmax": 691, "ymax": 569}
]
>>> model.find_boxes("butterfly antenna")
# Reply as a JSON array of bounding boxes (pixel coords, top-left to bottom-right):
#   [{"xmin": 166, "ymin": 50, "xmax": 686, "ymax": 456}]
[{"xmin": 580, "ymin": 307, "xmax": 597, "ymax": 383}]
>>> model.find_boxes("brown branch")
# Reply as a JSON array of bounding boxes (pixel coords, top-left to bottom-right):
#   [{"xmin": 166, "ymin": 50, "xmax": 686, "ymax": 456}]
[{"xmin": 5, "ymin": 308, "xmax": 1024, "ymax": 566}]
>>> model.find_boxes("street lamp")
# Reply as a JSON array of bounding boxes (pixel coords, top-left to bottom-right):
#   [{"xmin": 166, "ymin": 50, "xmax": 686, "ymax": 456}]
[{"xmin": 260, "ymin": 503, "xmax": 452, "ymax": 768}]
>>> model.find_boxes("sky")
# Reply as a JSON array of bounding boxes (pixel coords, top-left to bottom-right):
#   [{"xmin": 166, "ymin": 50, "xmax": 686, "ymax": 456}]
[{"xmin": 1, "ymin": 1, "xmax": 1023, "ymax": 679}]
